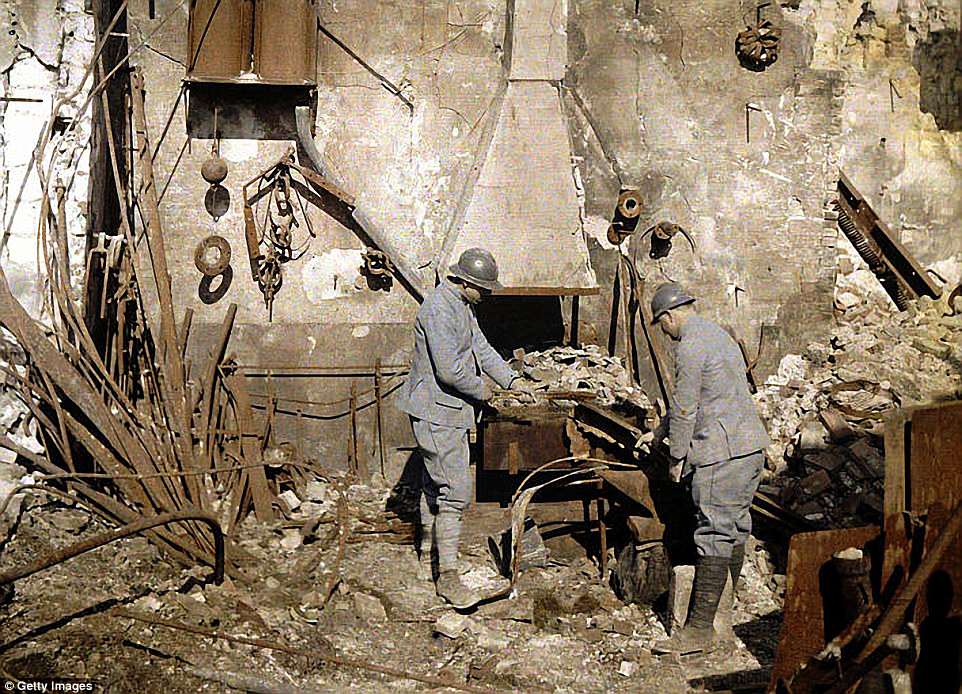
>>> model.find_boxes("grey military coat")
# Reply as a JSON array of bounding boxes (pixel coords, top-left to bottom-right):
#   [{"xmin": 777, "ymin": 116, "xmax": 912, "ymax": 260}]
[
  {"xmin": 397, "ymin": 280, "xmax": 517, "ymax": 428},
  {"xmin": 669, "ymin": 315, "xmax": 770, "ymax": 470}
]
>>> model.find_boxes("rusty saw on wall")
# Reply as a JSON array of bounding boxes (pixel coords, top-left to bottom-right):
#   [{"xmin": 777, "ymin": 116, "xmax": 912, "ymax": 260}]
[{"xmin": 835, "ymin": 172, "xmax": 941, "ymax": 310}]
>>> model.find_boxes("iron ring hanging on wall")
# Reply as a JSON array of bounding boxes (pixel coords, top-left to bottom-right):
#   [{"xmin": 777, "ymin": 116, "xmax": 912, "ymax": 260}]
[
  {"xmin": 194, "ymin": 235, "xmax": 232, "ymax": 277},
  {"xmin": 198, "ymin": 264, "xmax": 233, "ymax": 305}
]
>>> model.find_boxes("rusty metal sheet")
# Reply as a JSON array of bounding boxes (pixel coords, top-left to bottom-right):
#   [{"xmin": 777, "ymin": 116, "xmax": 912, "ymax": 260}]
[
  {"xmin": 907, "ymin": 401, "xmax": 962, "ymax": 513},
  {"xmin": 188, "ymin": 0, "xmax": 252, "ymax": 80},
  {"xmin": 882, "ymin": 402, "xmax": 962, "ymax": 598},
  {"xmin": 189, "ymin": 0, "xmax": 317, "ymax": 85},
  {"xmin": 254, "ymin": 0, "xmax": 318, "ymax": 84},
  {"xmin": 573, "ymin": 401, "xmax": 644, "ymax": 449},
  {"xmin": 770, "ymin": 525, "xmax": 881, "ymax": 690},
  {"xmin": 598, "ymin": 469, "xmax": 652, "ymax": 508},
  {"xmin": 881, "ymin": 401, "xmax": 962, "ymax": 690}
]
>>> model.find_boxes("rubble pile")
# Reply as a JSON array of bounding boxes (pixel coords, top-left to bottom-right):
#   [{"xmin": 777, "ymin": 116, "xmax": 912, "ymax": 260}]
[
  {"xmin": 492, "ymin": 344, "xmax": 653, "ymax": 411},
  {"xmin": 756, "ymin": 288, "xmax": 962, "ymax": 526}
]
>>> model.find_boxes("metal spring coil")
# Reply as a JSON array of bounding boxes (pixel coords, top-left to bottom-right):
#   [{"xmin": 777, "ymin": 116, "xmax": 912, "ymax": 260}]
[{"xmin": 834, "ymin": 202, "xmax": 910, "ymax": 310}]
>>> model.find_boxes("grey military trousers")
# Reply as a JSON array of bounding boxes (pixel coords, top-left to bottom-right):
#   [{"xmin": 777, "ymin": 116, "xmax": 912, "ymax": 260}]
[
  {"xmin": 411, "ymin": 417, "xmax": 472, "ymax": 515},
  {"xmin": 688, "ymin": 450, "xmax": 764, "ymax": 559}
]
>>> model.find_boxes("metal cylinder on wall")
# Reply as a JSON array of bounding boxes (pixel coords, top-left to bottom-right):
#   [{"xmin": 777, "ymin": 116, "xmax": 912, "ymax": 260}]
[{"xmin": 607, "ymin": 188, "xmax": 643, "ymax": 246}]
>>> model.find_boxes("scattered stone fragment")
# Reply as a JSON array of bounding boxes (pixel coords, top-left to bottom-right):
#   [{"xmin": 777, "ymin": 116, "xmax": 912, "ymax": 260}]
[
  {"xmin": 434, "ymin": 612, "xmax": 471, "ymax": 638},
  {"xmin": 277, "ymin": 489, "xmax": 301, "ymax": 513},
  {"xmin": 618, "ymin": 660, "xmax": 637, "ymax": 677},
  {"xmin": 818, "ymin": 409, "xmax": 856, "ymax": 443},
  {"xmin": 279, "ymin": 529, "xmax": 302, "ymax": 550},
  {"xmin": 796, "ymin": 419, "xmax": 828, "ymax": 451},
  {"xmin": 835, "ymin": 291, "xmax": 861, "ymax": 310},
  {"xmin": 477, "ymin": 625, "xmax": 512, "ymax": 651},
  {"xmin": 912, "ymin": 337, "xmax": 951, "ymax": 358},
  {"xmin": 489, "ymin": 344, "xmax": 652, "ymax": 410},
  {"xmin": 352, "ymin": 592, "xmax": 387, "ymax": 621}
]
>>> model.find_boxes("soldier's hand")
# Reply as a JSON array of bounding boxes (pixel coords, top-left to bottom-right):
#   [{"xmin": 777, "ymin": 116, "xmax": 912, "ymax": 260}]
[
  {"xmin": 668, "ymin": 456, "xmax": 685, "ymax": 483},
  {"xmin": 480, "ymin": 382, "xmax": 494, "ymax": 402},
  {"xmin": 510, "ymin": 377, "xmax": 537, "ymax": 402}
]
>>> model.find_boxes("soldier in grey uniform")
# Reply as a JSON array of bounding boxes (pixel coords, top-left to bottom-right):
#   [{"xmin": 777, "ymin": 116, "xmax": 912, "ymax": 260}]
[
  {"xmin": 396, "ymin": 247, "xmax": 529, "ymax": 609},
  {"xmin": 648, "ymin": 283, "xmax": 770, "ymax": 655}
]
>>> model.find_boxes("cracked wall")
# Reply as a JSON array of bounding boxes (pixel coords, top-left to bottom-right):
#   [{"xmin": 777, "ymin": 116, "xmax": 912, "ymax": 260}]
[
  {"xmin": 0, "ymin": 0, "xmax": 93, "ymax": 467},
  {"xmin": 0, "ymin": 0, "xmax": 92, "ymax": 318},
  {"xmin": 3, "ymin": 0, "xmax": 961, "ymax": 476},
  {"xmin": 567, "ymin": 0, "xmax": 962, "ymax": 388},
  {"xmin": 801, "ymin": 0, "xmax": 962, "ymax": 309},
  {"xmin": 567, "ymin": 0, "xmax": 842, "ymax": 384}
]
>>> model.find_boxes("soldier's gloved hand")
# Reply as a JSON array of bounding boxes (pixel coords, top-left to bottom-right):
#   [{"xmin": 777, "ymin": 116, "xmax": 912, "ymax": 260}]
[{"xmin": 668, "ymin": 456, "xmax": 685, "ymax": 483}]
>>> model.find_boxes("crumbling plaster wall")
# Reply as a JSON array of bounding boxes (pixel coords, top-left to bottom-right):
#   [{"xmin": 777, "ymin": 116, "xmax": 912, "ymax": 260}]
[
  {"xmin": 569, "ymin": 0, "xmax": 962, "ymax": 387},
  {"xmin": 0, "ymin": 0, "xmax": 92, "ymax": 317},
  {"xmin": 567, "ymin": 0, "xmax": 842, "ymax": 384},
  {"xmin": 130, "ymin": 0, "xmax": 962, "ymax": 475},
  {"xmin": 0, "ymin": 0, "xmax": 92, "ymax": 466}
]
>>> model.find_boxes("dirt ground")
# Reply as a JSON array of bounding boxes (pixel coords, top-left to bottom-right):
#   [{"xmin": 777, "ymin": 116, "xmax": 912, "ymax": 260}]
[{"xmin": 0, "ymin": 473, "xmax": 784, "ymax": 693}]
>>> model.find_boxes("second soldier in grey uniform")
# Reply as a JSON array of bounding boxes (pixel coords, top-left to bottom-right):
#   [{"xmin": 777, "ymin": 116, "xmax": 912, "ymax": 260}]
[
  {"xmin": 396, "ymin": 247, "xmax": 530, "ymax": 609},
  {"xmin": 649, "ymin": 283, "xmax": 770, "ymax": 655}
]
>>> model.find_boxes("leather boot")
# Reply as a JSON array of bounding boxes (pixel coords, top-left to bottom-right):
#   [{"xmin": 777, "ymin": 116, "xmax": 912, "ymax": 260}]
[
  {"xmin": 435, "ymin": 570, "xmax": 480, "ymax": 610},
  {"xmin": 729, "ymin": 543, "xmax": 745, "ymax": 591},
  {"xmin": 653, "ymin": 555, "xmax": 729, "ymax": 655}
]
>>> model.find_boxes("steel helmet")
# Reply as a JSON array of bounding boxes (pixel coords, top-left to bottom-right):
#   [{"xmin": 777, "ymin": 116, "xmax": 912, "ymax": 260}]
[
  {"xmin": 650, "ymin": 282, "xmax": 695, "ymax": 322},
  {"xmin": 448, "ymin": 247, "xmax": 503, "ymax": 291}
]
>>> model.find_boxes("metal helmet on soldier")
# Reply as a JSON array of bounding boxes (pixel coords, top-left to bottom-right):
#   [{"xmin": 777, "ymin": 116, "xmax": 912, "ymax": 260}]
[
  {"xmin": 650, "ymin": 282, "xmax": 695, "ymax": 322},
  {"xmin": 448, "ymin": 247, "xmax": 503, "ymax": 291}
]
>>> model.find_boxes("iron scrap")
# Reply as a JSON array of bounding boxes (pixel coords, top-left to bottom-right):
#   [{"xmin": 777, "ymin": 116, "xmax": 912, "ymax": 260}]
[
  {"xmin": 773, "ymin": 400, "xmax": 962, "ymax": 692},
  {"xmin": 835, "ymin": 171, "xmax": 941, "ymax": 310},
  {"xmin": 638, "ymin": 221, "xmax": 696, "ymax": 260},
  {"xmin": 736, "ymin": 9, "xmax": 781, "ymax": 72},
  {"xmin": 194, "ymin": 235, "xmax": 231, "ymax": 277},
  {"xmin": 607, "ymin": 188, "xmax": 644, "ymax": 246},
  {"xmin": 0, "ymin": 510, "xmax": 225, "ymax": 593}
]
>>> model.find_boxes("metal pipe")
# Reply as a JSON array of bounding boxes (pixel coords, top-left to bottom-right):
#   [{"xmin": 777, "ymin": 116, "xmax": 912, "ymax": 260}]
[{"xmin": 294, "ymin": 105, "xmax": 424, "ymax": 303}]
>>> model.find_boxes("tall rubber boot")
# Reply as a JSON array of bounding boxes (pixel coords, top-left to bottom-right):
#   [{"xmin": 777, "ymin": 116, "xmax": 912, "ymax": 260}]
[
  {"xmin": 653, "ymin": 555, "xmax": 730, "ymax": 655},
  {"xmin": 417, "ymin": 494, "xmax": 435, "ymax": 581},
  {"xmin": 434, "ymin": 510, "xmax": 479, "ymax": 609}
]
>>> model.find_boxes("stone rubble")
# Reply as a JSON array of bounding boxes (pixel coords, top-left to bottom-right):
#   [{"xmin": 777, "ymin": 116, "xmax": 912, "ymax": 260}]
[
  {"xmin": 491, "ymin": 344, "xmax": 653, "ymax": 411},
  {"xmin": 756, "ymin": 261, "xmax": 962, "ymax": 527}
]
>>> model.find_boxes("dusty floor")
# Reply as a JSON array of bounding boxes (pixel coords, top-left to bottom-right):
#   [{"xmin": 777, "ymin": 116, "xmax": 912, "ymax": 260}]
[{"xmin": 0, "ymin": 474, "xmax": 783, "ymax": 693}]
